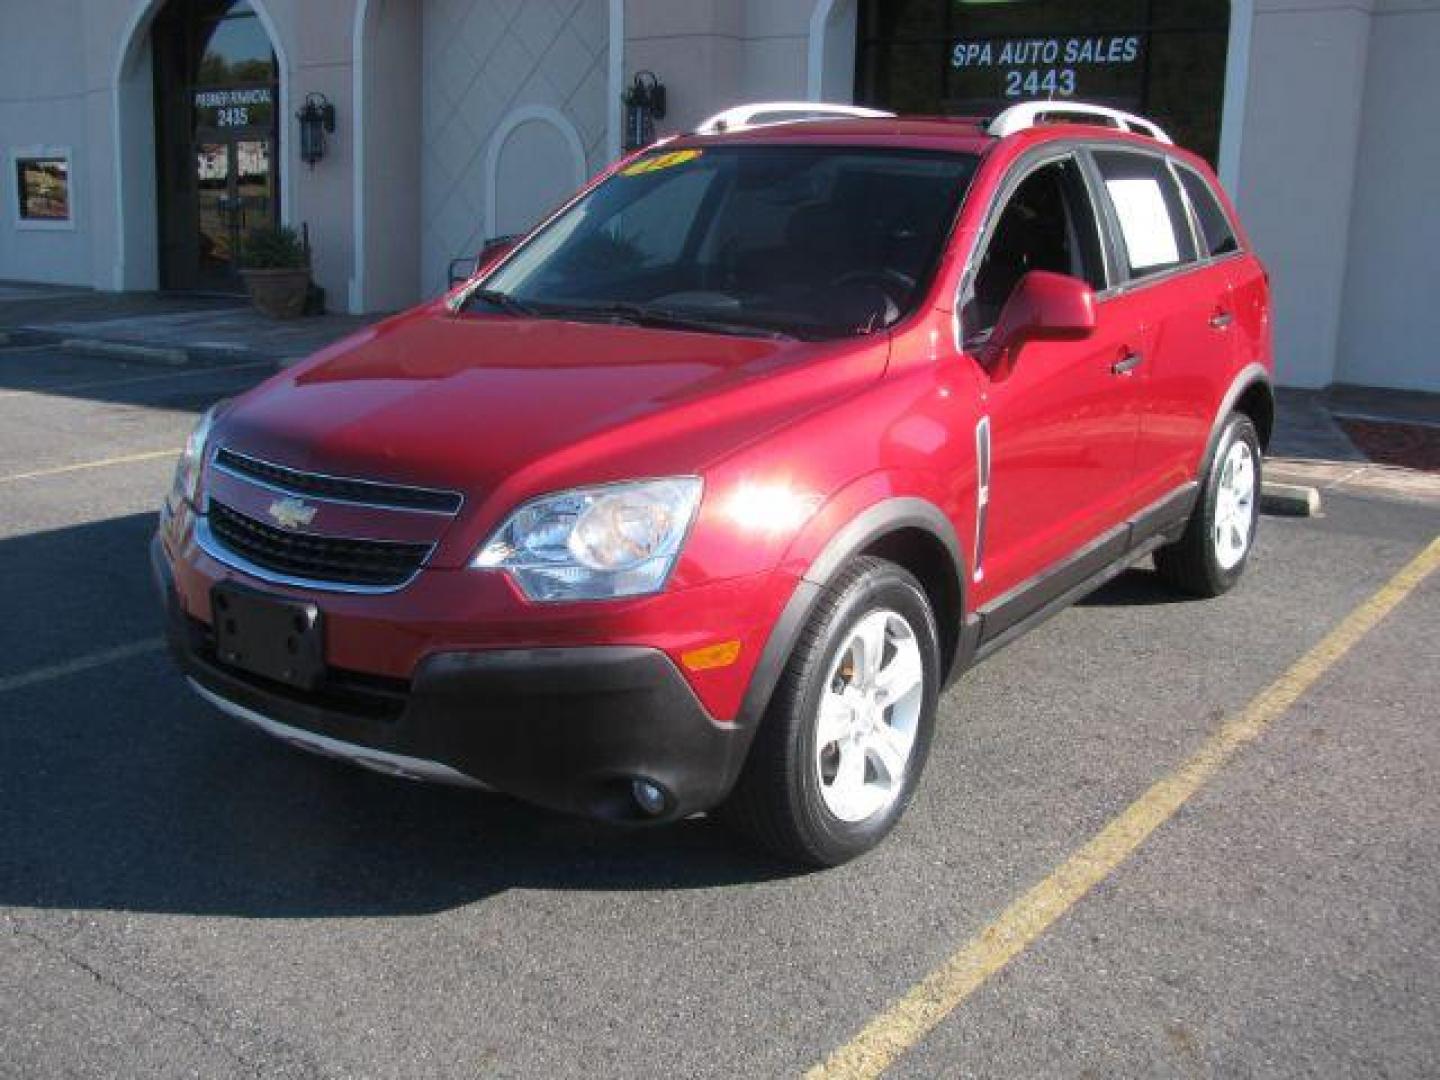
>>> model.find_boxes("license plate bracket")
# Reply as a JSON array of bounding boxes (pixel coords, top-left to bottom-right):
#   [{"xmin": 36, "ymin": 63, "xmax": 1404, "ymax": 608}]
[{"xmin": 211, "ymin": 584, "xmax": 324, "ymax": 691}]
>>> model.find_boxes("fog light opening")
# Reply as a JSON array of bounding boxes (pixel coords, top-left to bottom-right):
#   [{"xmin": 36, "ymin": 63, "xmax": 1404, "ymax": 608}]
[{"xmin": 631, "ymin": 778, "xmax": 669, "ymax": 817}]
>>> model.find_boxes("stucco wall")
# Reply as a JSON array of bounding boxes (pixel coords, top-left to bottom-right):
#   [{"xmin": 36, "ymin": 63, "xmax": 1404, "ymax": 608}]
[
  {"xmin": 356, "ymin": 0, "xmax": 423, "ymax": 312},
  {"xmin": 1335, "ymin": 0, "xmax": 1440, "ymax": 391},
  {"xmin": 1230, "ymin": 0, "xmax": 1374, "ymax": 389},
  {"xmin": 0, "ymin": 0, "xmax": 94, "ymax": 286},
  {"xmin": 418, "ymin": 0, "xmax": 612, "ymax": 297},
  {"xmin": 284, "ymin": 0, "xmax": 360, "ymax": 310}
]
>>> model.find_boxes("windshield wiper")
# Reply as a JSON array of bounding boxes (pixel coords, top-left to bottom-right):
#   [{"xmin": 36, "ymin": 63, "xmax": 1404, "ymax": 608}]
[
  {"xmin": 553, "ymin": 302, "xmax": 792, "ymax": 340},
  {"xmin": 463, "ymin": 288, "xmax": 541, "ymax": 318}
]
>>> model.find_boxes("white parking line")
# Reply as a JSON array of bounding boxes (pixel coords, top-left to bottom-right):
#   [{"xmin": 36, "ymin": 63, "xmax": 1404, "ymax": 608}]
[
  {"xmin": 0, "ymin": 449, "xmax": 178, "ymax": 484},
  {"xmin": 0, "ymin": 359, "xmax": 272, "ymax": 402},
  {"xmin": 0, "ymin": 639, "xmax": 166, "ymax": 695}
]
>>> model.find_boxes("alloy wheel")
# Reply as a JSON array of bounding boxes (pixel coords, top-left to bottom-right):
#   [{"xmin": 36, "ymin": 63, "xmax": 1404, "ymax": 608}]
[{"xmin": 814, "ymin": 609, "xmax": 925, "ymax": 823}]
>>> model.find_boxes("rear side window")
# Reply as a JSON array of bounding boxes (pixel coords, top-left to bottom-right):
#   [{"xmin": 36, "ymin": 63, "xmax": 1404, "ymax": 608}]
[
  {"xmin": 1176, "ymin": 166, "xmax": 1240, "ymax": 258},
  {"xmin": 1092, "ymin": 151, "xmax": 1196, "ymax": 280}
]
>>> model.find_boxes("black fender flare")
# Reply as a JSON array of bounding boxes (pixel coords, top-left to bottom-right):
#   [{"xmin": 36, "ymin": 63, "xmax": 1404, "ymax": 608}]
[
  {"xmin": 733, "ymin": 497, "xmax": 968, "ymax": 732},
  {"xmin": 1201, "ymin": 363, "xmax": 1274, "ymax": 478}
]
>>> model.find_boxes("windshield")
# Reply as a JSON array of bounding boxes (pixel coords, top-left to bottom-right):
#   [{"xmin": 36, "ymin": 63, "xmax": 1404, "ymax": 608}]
[{"xmin": 472, "ymin": 145, "xmax": 979, "ymax": 340}]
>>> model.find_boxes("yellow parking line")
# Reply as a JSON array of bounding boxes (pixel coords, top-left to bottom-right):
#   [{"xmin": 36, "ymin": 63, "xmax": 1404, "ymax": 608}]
[
  {"xmin": 0, "ymin": 359, "xmax": 272, "ymax": 402},
  {"xmin": 808, "ymin": 535, "xmax": 1440, "ymax": 1080},
  {"xmin": 0, "ymin": 448, "xmax": 178, "ymax": 484},
  {"xmin": 0, "ymin": 638, "xmax": 166, "ymax": 695}
]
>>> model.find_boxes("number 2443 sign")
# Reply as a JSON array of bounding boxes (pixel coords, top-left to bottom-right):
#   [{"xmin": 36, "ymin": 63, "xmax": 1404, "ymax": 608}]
[{"xmin": 951, "ymin": 35, "xmax": 1144, "ymax": 99}]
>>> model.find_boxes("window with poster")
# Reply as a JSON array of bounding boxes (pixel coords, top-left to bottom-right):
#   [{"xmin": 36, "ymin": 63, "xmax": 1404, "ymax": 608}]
[
  {"xmin": 13, "ymin": 150, "xmax": 73, "ymax": 228},
  {"xmin": 856, "ymin": 0, "xmax": 1231, "ymax": 164}
]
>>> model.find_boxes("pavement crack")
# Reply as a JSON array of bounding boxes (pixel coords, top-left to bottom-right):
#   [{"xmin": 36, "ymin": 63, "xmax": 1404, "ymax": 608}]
[{"xmin": 6, "ymin": 919, "xmax": 265, "ymax": 1077}]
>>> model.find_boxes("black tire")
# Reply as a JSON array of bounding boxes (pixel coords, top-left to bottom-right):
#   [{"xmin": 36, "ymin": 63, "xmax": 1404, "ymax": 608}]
[
  {"xmin": 1154, "ymin": 412, "xmax": 1262, "ymax": 597},
  {"xmin": 720, "ymin": 556, "xmax": 941, "ymax": 867}
]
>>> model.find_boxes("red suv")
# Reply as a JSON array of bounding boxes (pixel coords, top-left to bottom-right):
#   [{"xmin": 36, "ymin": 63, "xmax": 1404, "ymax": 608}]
[{"xmin": 154, "ymin": 101, "xmax": 1273, "ymax": 866}]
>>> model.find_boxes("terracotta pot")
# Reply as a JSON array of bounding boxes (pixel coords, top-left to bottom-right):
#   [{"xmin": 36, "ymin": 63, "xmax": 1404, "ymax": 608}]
[{"xmin": 241, "ymin": 267, "xmax": 311, "ymax": 319}]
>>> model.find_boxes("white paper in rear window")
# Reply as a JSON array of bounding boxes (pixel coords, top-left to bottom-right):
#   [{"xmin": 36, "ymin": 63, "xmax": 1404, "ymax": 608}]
[{"xmin": 1105, "ymin": 176, "xmax": 1180, "ymax": 270}]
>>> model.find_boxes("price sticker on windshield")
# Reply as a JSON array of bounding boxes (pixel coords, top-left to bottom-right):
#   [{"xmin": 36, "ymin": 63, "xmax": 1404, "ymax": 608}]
[{"xmin": 621, "ymin": 149, "xmax": 702, "ymax": 177}]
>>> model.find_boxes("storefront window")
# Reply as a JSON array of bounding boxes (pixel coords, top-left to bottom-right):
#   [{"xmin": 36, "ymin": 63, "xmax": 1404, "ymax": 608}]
[
  {"xmin": 194, "ymin": 2, "xmax": 277, "ymax": 130},
  {"xmin": 15, "ymin": 154, "xmax": 71, "ymax": 223},
  {"xmin": 857, "ymin": 0, "xmax": 1230, "ymax": 163}
]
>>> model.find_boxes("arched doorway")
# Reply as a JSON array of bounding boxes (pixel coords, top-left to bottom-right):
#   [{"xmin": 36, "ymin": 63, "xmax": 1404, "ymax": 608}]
[{"xmin": 148, "ymin": 0, "xmax": 282, "ymax": 292}]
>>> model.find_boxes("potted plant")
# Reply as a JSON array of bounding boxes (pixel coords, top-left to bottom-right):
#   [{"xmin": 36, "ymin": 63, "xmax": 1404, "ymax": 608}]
[{"xmin": 240, "ymin": 226, "xmax": 311, "ymax": 319}]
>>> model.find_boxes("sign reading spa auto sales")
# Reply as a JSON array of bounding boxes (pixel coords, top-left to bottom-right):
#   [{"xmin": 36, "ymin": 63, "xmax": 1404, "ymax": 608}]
[{"xmin": 950, "ymin": 35, "xmax": 1145, "ymax": 103}]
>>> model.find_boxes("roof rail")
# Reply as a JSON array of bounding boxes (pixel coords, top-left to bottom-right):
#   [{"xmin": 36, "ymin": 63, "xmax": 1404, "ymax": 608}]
[
  {"xmin": 695, "ymin": 101, "xmax": 895, "ymax": 135},
  {"xmin": 987, "ymin": 101, "xmax": 1172, "ymax": 144}
]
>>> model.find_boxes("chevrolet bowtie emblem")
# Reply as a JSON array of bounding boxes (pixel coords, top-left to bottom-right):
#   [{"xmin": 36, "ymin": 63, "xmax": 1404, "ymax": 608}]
[{"xmin": 267, "ymin": 497, "xmax": 317, "ymax": 531}]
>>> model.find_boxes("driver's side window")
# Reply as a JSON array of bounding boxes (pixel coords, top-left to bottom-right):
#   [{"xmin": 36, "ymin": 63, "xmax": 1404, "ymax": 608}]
[{"xmin": 963, "ymin": 157, "xmax": 1105, "ymax": 341}]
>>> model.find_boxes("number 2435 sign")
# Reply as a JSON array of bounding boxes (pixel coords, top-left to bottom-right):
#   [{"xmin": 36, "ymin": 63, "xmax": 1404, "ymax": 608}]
[{"xmin": 194, "ymin": 87, "xmax": 274, "ymax": 130}]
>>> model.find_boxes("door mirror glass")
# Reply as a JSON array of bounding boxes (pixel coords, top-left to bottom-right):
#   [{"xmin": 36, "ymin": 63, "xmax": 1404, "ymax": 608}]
[{"xmin": 981, "ymin": 271, "xmax": 1096, "ymax": 368}]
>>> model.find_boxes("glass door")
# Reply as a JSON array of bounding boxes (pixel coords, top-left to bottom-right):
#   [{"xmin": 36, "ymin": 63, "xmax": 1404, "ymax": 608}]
[
  {"xmin": 194, "ymin": 138, "xmax": 234, "ymax": 289},
  {"xmin": 190, "ymin": 132, "xmax": 276, "ymax": 291},
  {"xmin": 153, "ymin": 0, "xmax": 280, "ymax": 293}
]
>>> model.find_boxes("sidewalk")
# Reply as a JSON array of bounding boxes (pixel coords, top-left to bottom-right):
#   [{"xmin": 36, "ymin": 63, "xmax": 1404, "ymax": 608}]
[
  {"xmin": 1268, "ymin": 386, "xmax": 1439, "ymax": 505},
  {"xmin": 1270, "ymin": 388, "xmax": 1368, "ymax": 462},
  {"xmin": 0, "ymin": 283, "xmax": 382, "ymax": 365}
]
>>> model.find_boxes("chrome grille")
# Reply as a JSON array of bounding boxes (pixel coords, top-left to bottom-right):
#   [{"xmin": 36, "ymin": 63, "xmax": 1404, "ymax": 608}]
[
  {"xmin": 207, "ymin": 500, "xmax": 432, "ymax": 589},
  {"xmin": 213, "ymin": 447, "xmax": 463, "ymax": 514}
]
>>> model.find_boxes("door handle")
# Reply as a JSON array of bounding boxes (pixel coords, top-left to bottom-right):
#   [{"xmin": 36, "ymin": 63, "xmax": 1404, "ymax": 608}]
[
  {"xmin": 1209, "ymin": 310, "xmax": 1234, "ymax": 330},
  {"xmin": 1111, "ymin": 350, "xmax": 1143, "ymax": 376}
]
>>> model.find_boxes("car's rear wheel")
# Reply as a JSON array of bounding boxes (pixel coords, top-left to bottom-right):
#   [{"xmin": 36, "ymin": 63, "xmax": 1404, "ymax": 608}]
[
  {"xmin": 1155, "ymin": 412, "xmax": 1262, "ymax": 597},
  {"xmin": 721, "ymin": 557, "xmax": 940, "ymax": 867}
]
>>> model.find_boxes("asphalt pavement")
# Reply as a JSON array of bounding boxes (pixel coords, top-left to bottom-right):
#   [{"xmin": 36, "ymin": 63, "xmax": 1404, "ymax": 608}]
[{"xmin": 1, "ymin": 343, "xmax": 1437, "ymax": 1079}]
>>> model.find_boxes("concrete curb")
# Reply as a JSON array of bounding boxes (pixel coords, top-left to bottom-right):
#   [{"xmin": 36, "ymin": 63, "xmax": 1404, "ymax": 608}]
[
  {"xmin": 1, "ymin": 325, "xmax": 285, "ymax": 369},
  {"xmin": 1268, "ymin": 457, "xmax": 1440, "ymax": 506},
  {"xmin": 1261, "ymin": 481, "xmax": 1321, "ymax": 517},
  {"xmin": 59, "ymin": 337, "xmax": 189, "ymax": 366}
]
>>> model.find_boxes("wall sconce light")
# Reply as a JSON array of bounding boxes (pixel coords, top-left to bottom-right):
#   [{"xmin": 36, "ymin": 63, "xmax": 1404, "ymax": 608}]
[
  {"xmin": 622, "ymin": 71, "xmax": 667, "ymax": 151},
  {"xmin": 297, "ymin": 92, "xmax": 337, "ymax": 168}
]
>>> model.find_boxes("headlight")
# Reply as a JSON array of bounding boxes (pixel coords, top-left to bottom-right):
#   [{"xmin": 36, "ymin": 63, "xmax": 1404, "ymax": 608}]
[
  {"xmin": 170, "ymin": 403, "xmax": 223, "ymax": 507},
  {"xmin": 473, "ymin": 478, "xmax": 702, "ymax": 601}
]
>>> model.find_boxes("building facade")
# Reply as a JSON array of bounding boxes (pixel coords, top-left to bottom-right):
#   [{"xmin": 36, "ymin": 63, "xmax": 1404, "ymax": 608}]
[{"xmin": 1, "ymin": 0, "xmax": 1436, "ymax": 391}]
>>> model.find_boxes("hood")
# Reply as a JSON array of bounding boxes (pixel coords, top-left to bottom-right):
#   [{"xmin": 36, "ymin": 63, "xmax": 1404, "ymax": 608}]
[{"xmin": 217, "ymin": 305, "xmax": 887, "ymax": 511}]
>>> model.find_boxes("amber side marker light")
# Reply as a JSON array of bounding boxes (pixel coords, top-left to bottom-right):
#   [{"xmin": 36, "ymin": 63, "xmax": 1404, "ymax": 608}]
[{"xmin": 681, "ymin": 640, "xmax": 742, "ymax": 672}]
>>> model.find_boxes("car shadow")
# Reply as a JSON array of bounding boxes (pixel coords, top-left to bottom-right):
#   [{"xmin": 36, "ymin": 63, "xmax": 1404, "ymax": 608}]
[
  {"xmin": 1077, "ymin": 565, "xmax": 1207, "ymax": 607},
  {"xmin": 0, "ymin": 346, "xmax": 273, "ymax": 414},
  {"xmin": 0, "ymin": 512, "xmax": 791, "ymax": 921},
  {"xmin": 1, "ymin": 513, "xmax": 1215, "ymax": 920}
]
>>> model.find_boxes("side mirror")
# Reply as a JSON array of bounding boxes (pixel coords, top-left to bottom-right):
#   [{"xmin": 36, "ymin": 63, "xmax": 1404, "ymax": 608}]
[
  {"xmin": 979, "ymin": 271, "xmax": 1096, "ymax": 371},
  {"xmin": 446, "ymin": 234, "xmax": 522, "ymax": 287},
  {"xmin": 447, "ymin": 256, "xmax": 478, "ymax": 288}
]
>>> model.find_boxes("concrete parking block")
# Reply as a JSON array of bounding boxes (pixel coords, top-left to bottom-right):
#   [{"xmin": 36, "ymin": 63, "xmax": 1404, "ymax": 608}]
[
  {"xmin": 59, "ymin": 338, "xmax": 189, "ymax": 367},
  {"xmin": 1260, "ymin": 481, "xmax": 1321, "ymax": 517}
]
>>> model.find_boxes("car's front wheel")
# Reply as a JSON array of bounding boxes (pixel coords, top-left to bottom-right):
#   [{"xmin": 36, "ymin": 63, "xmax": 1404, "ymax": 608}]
[{"xmin": 721, "ymin": 557, "xmax": 940, "ymax": 867}]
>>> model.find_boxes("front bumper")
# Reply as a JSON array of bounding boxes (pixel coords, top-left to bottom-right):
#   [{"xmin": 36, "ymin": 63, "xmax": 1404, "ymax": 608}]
[{"xmin": 153, "ymin": 534, "xmax": 754, "ymax": 821}]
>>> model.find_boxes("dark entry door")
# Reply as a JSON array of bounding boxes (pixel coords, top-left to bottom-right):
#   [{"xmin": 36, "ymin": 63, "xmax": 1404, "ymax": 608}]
[
  {"xmin": 153, "ymin": 0, "xmax": 280, "ymax": 293},
  {"xmin": 194, "ymin": 131, "xmax": 276, "ymax": 291}
]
